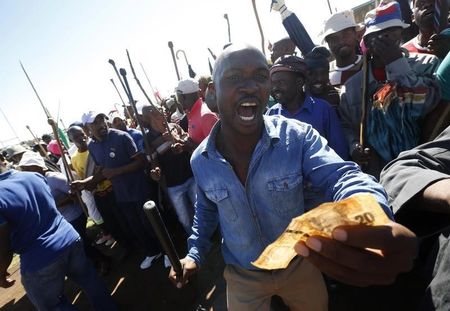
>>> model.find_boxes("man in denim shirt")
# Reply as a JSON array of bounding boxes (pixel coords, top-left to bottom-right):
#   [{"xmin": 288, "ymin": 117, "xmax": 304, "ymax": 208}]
[{"xmin": 169, "ymin": 44, "xmax": 417, "ymax": 311}]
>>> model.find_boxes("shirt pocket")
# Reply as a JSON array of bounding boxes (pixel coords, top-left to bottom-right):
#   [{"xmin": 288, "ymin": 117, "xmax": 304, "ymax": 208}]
[
  {"xmin": 204, "ymin": 188, "xmax": 238, "ymax": 222},
  {"xmin": 267, "ymin": 173, "xmax": 304, "ymax": 214}
]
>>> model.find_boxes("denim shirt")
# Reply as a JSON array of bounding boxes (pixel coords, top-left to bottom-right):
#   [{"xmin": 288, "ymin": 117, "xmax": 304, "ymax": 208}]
[{"xmin": 187, "ymin": 115, "xmax": 391, "ymax": 270}]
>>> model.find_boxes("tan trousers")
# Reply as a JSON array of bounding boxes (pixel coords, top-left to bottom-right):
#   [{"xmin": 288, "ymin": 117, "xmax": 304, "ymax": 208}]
[{"xmin": 223, "ymin": 257, "xmax": 328, "ymax": 311}]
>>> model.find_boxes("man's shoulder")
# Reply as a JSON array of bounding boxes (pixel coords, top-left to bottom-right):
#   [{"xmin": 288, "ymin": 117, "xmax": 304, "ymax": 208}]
[
  {"xmin": 1, "ymin": 170, "xmax": 46, "ymax": 189},
  {"xmin": 110, "ymin": 128, "xmax": 127, "ymax": 137},
  {"xmin": 406, "ymin": 52, "xmax": 440, "ymax": 67},
  {"xmin": 110, "ymin": 128, "xmax": 135, "ymax": 143},
  {"xmin": 308, "ymin": 96, "xmax": 333, "ymax": 109},
  {"xmin": 190, "ymin": 138, "xmax": 209, "ymax": 166},
  {"xmin": 342, "ymin": 70, "xmax": 363, "ymax": 90},
  {"xmin": 264, "ymin": 115, "xmax": 310, "ymax": 138},
  {"xmin": 200, "ymin": 104, "xmax": 218, "ymax": 119},
  {"xmin": 128, "ymin": 128, "xmax": 142, "ymax": 136},
  {"xmin": 71, "ymin": 150, "xmax": 85, "ymax": 160}
]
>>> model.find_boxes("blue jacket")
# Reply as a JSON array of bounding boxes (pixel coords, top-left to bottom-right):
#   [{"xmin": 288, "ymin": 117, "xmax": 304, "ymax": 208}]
[{"xmin": 187, "ymin": 115, "xmax": 390, "ymax": 270}]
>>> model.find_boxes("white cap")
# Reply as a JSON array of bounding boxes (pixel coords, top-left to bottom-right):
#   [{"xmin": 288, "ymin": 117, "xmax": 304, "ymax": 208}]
[
  {"xmin": 175, "ymin": 78, "xmax": 200, "ymax": 95},
  {"xmin": 18, "ymin": 151, "xmax": 46, "ymax": 169},
  {"xmin": 81, "ymin": 111, "xmax": 107, "ymax": 125},
  {"xmin": 319, "ymin": 10, "xmax": 361, "ymax": 43},
  {"xmin": 5, "ymin": 144, "xmax": 27, "ymax": 159},
  {"xmin": 108, "ymin": 111, "xmax": 124, "ymax": 121}
]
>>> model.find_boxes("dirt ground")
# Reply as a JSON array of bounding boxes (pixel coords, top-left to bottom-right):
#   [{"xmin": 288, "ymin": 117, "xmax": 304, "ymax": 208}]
[
  {"xmin": 0, "ymin": 210, "xmax": 419, "ymax": 311},
  {"xmin": 0, "ymin": 215, "xmax": 227, "ymax": 311}
]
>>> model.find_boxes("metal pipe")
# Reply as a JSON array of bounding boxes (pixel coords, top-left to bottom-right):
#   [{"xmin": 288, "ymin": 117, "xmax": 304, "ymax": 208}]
[{"xmin": 143, "ymin": 200, "xmax": 183, "ymax": 276}]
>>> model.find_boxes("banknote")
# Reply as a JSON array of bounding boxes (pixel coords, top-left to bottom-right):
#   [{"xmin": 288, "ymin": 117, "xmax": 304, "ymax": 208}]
[{"xmin": 251, "ymin": 193, "xmax": 391, "ymax": 270}]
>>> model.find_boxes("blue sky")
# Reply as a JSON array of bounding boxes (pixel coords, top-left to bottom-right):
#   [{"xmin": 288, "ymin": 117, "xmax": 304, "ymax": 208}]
[{"xmin": 0, "ymin": 0, "xmax": 367, "ymax": 147}]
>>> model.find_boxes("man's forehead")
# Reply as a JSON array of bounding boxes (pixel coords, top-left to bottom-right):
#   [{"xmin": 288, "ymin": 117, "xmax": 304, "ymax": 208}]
[
  {"xmin": 415, "ymin": 0, "xmax": 433, "ymax": 7},
  {"xmin": 221, "ymin": 49, "xmax": 267, "ymax": 71}
]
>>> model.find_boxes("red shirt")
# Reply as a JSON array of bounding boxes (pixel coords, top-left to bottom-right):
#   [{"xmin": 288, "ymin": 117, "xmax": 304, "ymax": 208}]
[{"xmin": 187, "ymin": 98, "xmax": 218, "ymax": 145}]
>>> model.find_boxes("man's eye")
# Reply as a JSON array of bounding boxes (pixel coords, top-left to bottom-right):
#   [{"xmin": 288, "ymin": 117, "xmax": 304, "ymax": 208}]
[
  {"xmin": 227, "ymin": 75, "xmax": 241, "ymax": 81},
  {"xmin": 255, "ymin": 74, "xmax": 269, "ymax": 81}
]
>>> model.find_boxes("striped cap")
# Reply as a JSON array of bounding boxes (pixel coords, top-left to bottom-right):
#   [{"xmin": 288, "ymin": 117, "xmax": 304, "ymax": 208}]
[{"xmin": 363, "ymin": 2, "xmax": 409, "ymax": 37}]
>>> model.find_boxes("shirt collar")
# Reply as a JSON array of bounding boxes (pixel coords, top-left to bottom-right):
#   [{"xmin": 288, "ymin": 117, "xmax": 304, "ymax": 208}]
[
  {"xmin": 301, "ymin": 96, "xmax": 315, "ymax": 113},
  {"xmin": 90, "ymin": 129, "xmax": 111, "ymax": 143},
  {"xmin": 0, "ymin": 169, "xmax": 16, "ymax": 181},
  {"xmin": 188, "ymin": 98, "xmax": 203, "ymax": 116},
  {"xmin": 200, "ymin": 116, "xmax": 281, "ymax": 159},
  {"xmin": 277, "ymin": 96, "xmax": 315, "ymax": 115}
]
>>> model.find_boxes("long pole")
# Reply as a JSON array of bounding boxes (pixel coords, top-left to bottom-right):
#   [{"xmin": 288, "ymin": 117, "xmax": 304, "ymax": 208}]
[
  {"xmin": 140, "ymin": 62, "xmax": 160, "ymax": 104},
  {"xmin": 0, "ymin": 107, "xmax": 20, "ymax": 142},
  {"xmin": 126, "ymin": 50, "xmax": 171, "ymax": 134},
  {"xmin": 326, "ymin": 0, "xmax": 333, "ymax": 15},
  {"xmin": 119, "ymin": 67, "xmax": 154, "ymax": 161},
  {"xmin": 360, "ymin": 53, "xmax": 369, "ymax": 148},
  {"xmin": 26, "ymin": 125, "xmax": 50, "ymax": 160},
  {"xmin": 207, "ymin": 48, "xmax": 217, "ymax": 60},
  {"xmin": 108, "ymin": 59, "xmax": 130, "ymax": 99},
  {"xmin": 19, "ymin": 61, "xmax": 88, "ymax": 217},
  {"xmin": 110, "ymin": 78, "xmax": 132, "ymax": 120},
  {"xmin": 168, "ymin": 41, "xmax": 181, "ymax": 81},
  {"xmin": 224, "ymin": 13, "xmax": 231, "ymax": 42},
  {"xmin": 251, "ymin": 0, "xmax": 266, "ymax": 56},
  {"xmin": 59, "ymin": 118, "xmax": 68, "ymax": 132}
]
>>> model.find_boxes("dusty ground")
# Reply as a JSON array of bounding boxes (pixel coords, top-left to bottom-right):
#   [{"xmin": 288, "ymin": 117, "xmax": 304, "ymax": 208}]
[
  {"xmin": 0, "ymin": 215, "xmax": 227, "ymax": 311},
  {"xmin": 0, "ymin": 211, "xmax": 419, "ymax": 311}
]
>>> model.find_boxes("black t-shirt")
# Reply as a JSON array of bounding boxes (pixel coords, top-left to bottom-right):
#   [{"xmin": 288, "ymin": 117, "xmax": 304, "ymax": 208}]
[{"xmin": 146, "ymin": 127, "xmax": 193, "ymax": 187}]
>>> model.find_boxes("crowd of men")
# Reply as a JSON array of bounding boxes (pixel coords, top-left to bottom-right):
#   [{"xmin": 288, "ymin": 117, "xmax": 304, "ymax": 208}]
[{"xmin": 1, "ymin": 0, "xmax": 450, "ymax": 310}]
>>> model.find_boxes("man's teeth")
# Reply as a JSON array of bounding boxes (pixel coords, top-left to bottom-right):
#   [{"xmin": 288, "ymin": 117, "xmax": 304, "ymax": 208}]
[
  {"xmin": 240, "ymin": 115, "xmax": 255, "ymax": 121},
  {"xmin": 238, "ymin": 102, "xmax": 256, "ymax": 121}
]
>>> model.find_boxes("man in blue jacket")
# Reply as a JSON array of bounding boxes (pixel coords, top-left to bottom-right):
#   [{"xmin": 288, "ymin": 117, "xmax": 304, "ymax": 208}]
[{"xmin": 169, "ymin": 44, "xmax": 417, "ymax": 311}]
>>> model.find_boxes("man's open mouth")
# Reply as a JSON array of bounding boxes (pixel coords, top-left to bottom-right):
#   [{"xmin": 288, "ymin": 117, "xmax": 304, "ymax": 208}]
[{"xmin": 237, "ymin": 102, "xmax": 258, "ymax": 121}]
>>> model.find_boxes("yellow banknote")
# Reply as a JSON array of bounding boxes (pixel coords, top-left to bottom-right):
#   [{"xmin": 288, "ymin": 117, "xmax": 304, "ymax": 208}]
[{"xmin": 252, "ymin": 193, "xmax": 391, "ymax": 270}]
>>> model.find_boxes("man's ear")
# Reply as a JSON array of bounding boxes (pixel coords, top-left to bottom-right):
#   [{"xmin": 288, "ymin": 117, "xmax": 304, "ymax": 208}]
[
  {"xmin": 296, "ymin": 76, "xmax": 305, "ymax": 89},
  {"xmin": 208, "ymin": 81, "xmax": 216, "ymax": 97}
]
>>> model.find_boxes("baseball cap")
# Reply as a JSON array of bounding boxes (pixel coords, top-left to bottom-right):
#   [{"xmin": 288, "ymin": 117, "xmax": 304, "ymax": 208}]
[
  {"xmin": 176, "ymin": 78, "xmax": 200, "ymax": 95},
  {"xmin": 81, "ymin": 111, "xmax": 108, "ymax": 125}
]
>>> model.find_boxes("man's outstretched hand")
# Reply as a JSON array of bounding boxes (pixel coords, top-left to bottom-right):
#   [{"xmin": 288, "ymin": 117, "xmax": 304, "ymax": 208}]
[{"xmin": 294, "ymin": 222, "xmax": 417, "ymax": 287}]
